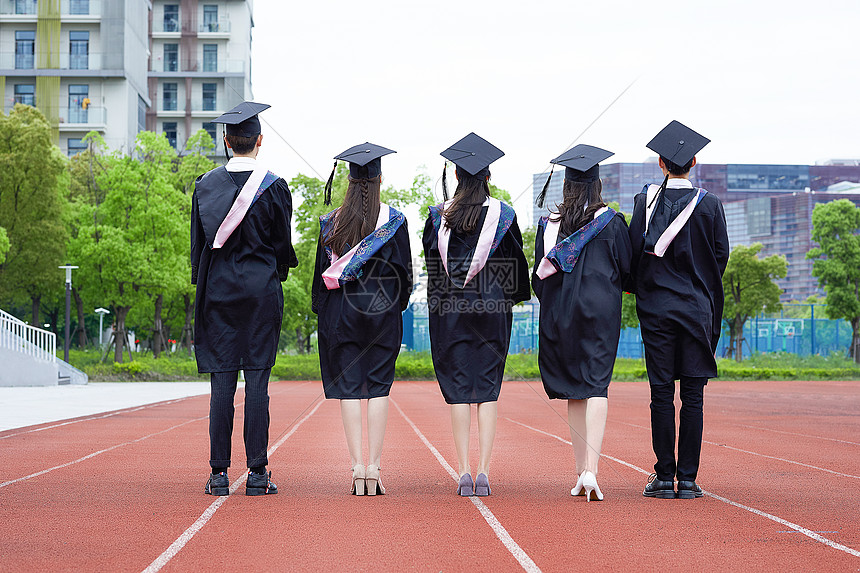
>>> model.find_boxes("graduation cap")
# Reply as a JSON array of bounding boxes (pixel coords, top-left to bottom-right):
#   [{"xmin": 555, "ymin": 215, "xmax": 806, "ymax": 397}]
[
  {"xmin": 440, "ymin": 132, "xmax": 504, "ymax": 200},
  {"xmin": 536, "ymin": 144, "xmax": 614, "ymax": 208},
  {"xmin": 211, "ymin": 101, "xmax": 270, "ymax": 158},
  {"xmin": 323, "ymin": 142, "xmax": 396, "ymax": 206},
  {"xmin": 646, "ymin": 120, "xmax": 710, "ymax": 212},
  {"xmin": 646, "ymin": 120, "xmax": 710, "ymax": 169}
]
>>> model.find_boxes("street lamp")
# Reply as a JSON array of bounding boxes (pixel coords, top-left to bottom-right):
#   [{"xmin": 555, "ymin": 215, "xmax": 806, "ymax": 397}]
[
  {"xmin": 59, "ymin": 265, "xmax": 79, "ymax": 363},
  {"xmin": 95, "ymin": 307, "xmax": 110, "ymax": 347}
]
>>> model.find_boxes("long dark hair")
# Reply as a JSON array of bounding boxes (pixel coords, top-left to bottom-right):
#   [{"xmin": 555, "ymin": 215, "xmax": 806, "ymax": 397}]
[
  {"xmin": 324, "ymin": 175, "xmax": 381, "ymax": 255},
  {"xmin": 443, "ymin": 170, "xmax": 491, "ymax": 234},
  {"xmin": 553, "ymin": 178, "xmax": 606, "ymax": 237}
]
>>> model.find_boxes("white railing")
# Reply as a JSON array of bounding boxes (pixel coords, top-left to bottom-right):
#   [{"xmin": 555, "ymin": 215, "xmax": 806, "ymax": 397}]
[{"xmin": 1, "ymin": 310, "xmax": 57, "ymax": 364}]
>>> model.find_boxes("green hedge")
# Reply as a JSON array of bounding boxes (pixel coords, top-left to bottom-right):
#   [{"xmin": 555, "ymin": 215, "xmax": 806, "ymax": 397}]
[{"xmin": 67, "ymin": 348, "xmax": 860, "ymax": 382}]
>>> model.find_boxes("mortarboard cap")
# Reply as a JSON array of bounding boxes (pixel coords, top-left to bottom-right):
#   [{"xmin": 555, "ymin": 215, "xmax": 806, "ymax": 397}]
[
  {"xmin": 552, "ymin": 144, "xmax": 614, "ymax": 182},
  {"xmin": 323, "ymin": 142, "xmax": 396, "ymax": 206},
  {"xmin": 441, "ymin": 132, "xmax": 504, "ymax": 177},
  {"xmin": 646, "ymin": 120, "xmax": 710, "ymax": 168},
  {"xmin": 211, "ymin": 101, "xmax": 271, "ymax": 138}
]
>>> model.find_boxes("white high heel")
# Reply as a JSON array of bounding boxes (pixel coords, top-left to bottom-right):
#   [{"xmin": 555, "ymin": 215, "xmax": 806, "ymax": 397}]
[
  {"xmin": 571, "ymin": 472, "xmax": 586, "ymax": 496},
  {"xmin": 581, "ymin": 471, "xmax": 603, "ymax": 502}
]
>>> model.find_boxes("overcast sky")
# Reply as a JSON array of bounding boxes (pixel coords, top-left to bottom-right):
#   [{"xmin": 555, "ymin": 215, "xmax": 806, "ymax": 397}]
[{"xmin": 250, "ymin": 0, "xmax": 860, "ymax": 222}]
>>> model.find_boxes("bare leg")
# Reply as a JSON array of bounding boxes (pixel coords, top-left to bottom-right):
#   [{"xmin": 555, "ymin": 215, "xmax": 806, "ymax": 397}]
[
  {"xmin": 476, "ymin": 401, "xmax": 498, "ymax": 476},
  {"xmin": 450, "ymin": 403, "xmax": 472, "ymax": 477},
  {"xmin": 567, "ymin": 399, "xmax": 588, "ymax": 475},
  {"xmin": 367, "ymin": 396, "xmax": 389, "ymax": 469},
  {"xmin": 584, "ymin": 397, "xmax": 608, "ymax": 475},
  {"xmin": 340, "ymin": 399, "xmax": 363, "ymax": 468}
]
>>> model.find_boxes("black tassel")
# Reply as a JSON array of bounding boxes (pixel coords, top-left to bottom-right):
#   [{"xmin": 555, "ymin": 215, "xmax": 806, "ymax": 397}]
[
  {"xmin": 323, "ymin": 161, "xmax": 337, "ymax": 206},
  {"xmin": 536, "ymin": 166, "xmax": 554, "ymax": 208},
  {"xmin": 442, "ymin": 162, "xmax": 449, "ymax": 201},
  {"xmin": 648, "ymin": 173, "xmax": 669, "ymax": 212}
]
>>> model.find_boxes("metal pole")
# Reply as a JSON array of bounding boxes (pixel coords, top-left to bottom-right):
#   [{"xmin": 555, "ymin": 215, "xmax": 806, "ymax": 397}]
[
  {"xmin": 98, "ymin": 313, "xmax": 104, "ymax": 346},
  {"xmin": 64, "ymin": 282, "xmax": 71, "ymax": 362},
  {"xmin": 810, "ymin": 304, "xmax": 816, "ymax": 356}
]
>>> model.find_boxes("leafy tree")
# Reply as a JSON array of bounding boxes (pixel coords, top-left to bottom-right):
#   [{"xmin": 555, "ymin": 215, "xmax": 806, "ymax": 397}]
[
  {"xmin": 0, "ymin": 227, "xmax": 9, "ymax": 264},
  {"xmin": 807, "ymin": 199, "xmax": 860, "ymax": 362},
  {"xmin": 0, "ymin": 104, "xmax": 68, "ymax": 324},
  {"xmin": 723, "ymin": 243, "xmax": 787, "ymax": 361}
]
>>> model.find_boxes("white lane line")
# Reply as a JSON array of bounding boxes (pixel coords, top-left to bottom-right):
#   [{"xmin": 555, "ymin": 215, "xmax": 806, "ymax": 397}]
[
  {"xmin": 0, "ymin": 397, "xmax": 193, "ymax": 441},
  {"xmin": 392, "ymin": 399, "xmax": 541, "ymax": 573},
  {"xmin": 0, "ymin": 417, "xmax": 204, "ymax": 488},
  {"xmin": 734, "ymin": 424, "xmax": 860, "ymax": 446},
  {"xmin": 142, "ymin": 398, "xmax": 325, "ymax": 573},
  {"xmin": 506, "ymin": 417, "xmax": 860, "ymax": 559},
  {"xmin": 615, "ymin": 420, "xmax": 860, "ymax": 480}
]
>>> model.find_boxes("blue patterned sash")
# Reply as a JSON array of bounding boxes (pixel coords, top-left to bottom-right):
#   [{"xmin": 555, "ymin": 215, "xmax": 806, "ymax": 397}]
[{"xmin": 537, "ymin": 208, "xmax": 616, "ymax": 277}]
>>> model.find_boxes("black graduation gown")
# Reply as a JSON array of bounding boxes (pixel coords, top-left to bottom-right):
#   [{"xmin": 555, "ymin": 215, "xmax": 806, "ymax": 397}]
[
  {"xmin": 191, "ymin": 167, "xmax": 297, "ymax": 373},
  {"xmin": 628, "ymin": 185, "xmax": 729, "ymax": 383},
  {"xmin": 312, "ymin": 217, "xmax": 413, "ymax": 400},
  {"xmin": 423, "ymin": 207, "xmax": 531, "ymax": 404},
  {"xmin": 532, "ymin": 213, "xmax": 632, "ymax": 399}
]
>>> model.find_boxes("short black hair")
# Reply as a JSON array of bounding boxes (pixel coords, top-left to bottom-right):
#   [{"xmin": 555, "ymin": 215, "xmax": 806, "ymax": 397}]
[
  {"xmin": 661, "ymin": 155, "xmax": 695, "ymax": 176},
  {"xmin": 225, "ymin": 134, "xmax": 259, "ymax": 155}
]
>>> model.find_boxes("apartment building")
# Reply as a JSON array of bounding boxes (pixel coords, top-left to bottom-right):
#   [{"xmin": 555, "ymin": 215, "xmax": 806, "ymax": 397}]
[{"xmin": 147, "ymin": 0, "xmax": 253, "ymax": 151}]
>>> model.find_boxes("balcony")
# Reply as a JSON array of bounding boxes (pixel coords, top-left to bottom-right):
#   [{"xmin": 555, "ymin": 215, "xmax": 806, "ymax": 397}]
[
  {"xmin": 58, "ymin": 106, "xmax": 106, "ymax": 130},
  {"xmin": 0, "ymin": 0, "xmax": 36, "ymax": 17},
  {"xmin": 0, "ymin": 52, "xmax": 103, "ymax": 72},
  {"xmin": 198, "ymin": 19, "xmax": 231, "ymax": 36},
  {"xmin": 149, "ymin": 59, "xmax": 245, "ymax": 75},
  {"xmin": 0, "ymin": 0, "xmax": 101, "ymax": 17}
]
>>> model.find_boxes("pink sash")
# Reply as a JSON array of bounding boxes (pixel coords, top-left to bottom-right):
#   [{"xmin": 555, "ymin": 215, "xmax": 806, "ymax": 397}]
[
  {"xmin": 437, "ymin": 197, "xmax": 501, "ymax": 287},
  {"xmin": 644, "ymin": 184, "xmax": 707, "ymax": 257},
  {"xmin": 212, "ymin": 167, "xmax": 268, "ymax": 249},
  {"xmin": 322, "ymin": 204, "xmax": 390, "ymax": 290}
]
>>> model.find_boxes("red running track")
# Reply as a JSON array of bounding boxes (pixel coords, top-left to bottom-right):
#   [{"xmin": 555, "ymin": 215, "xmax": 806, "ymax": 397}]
[{"xmin": 1, "ymin": 380, "xmax": 858, "ymax": 572}]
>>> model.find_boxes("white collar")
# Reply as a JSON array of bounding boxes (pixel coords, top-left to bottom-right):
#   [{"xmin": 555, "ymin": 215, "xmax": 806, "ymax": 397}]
[
  {"xmin": 225, "ymin": 156, "xmax": 258, "ymax": 172},
  {"xmin": 665, "ymin": 178, "xmax": 693, "ymax": 189}
]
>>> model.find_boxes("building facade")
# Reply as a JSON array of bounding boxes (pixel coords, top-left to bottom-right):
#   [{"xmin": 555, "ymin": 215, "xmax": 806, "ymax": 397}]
[
  {"xmin": 0, "ymin": 0, "xmax": 150, "ymax": 155},
  {"xmin": 147, "ymin": 0, "xmax": 253, "ymax": 152},
  {"xmin": 1, "ymin": 0, "xmax": 253, "ymax": 155}
]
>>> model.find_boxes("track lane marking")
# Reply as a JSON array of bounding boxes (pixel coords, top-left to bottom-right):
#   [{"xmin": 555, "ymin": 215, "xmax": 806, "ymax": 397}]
[
  {"xmin": 392, "ymin": 399, "xmax": 541, "ymax": 573},
  {"xmin": 615, "ymin": 420, "xmax": 860, "ymax": 480},
  {"xmin": 505, "ymin": 417, "xmax": 860, "ymax": 559},
  {"xmin": 0, "ymin": 417, "xmax": 204, "ymax": 488},
  {"xmin": 142, "ymin": 397, "xmax": 325, "ymax": 573},
  {"xmin": 734, "ymin": 423, "xmax": 860, "ymax": 446}
]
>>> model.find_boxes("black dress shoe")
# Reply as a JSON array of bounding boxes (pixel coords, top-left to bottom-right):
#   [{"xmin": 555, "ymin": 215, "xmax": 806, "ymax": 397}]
[
  {"xmin": 205, "ymin": 472, "xmax": 229, "ymax": 496},
  {"xmin": 246, "ymin": 470, "xmax": 278, "ymax": 496},
  {"xmin": 677, "ymin": 480, "xmax": 703, "ymax": 499},
  {"xmin": 643, "ymin": 473, "xmax": 676, "ymax": 499}
]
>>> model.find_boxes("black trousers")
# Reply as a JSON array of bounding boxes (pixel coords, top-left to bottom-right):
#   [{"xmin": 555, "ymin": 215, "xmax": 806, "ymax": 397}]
[
  {"xmin": 650, "ymin": 377, "xmax": 706, "ymax": 482},
  {"xmin": 209, "ymin": 369, "xmax": 271, "ymax": 470}
]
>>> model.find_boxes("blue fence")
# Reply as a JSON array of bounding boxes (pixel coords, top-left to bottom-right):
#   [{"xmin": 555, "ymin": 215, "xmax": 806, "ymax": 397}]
[{"xmin": 403, "ymin": 303, "xmax": 853, "ymax": 358}]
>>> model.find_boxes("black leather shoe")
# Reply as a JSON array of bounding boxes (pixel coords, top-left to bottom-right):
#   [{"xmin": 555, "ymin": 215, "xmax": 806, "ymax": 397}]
[
  {"xmin": 677, "ymin": 480, "xmax": 703, "ymax": 499},
  {"xmin": 205, "ymin": 472, "xmax": 229, "ymax": 496},
  {"xmin": 246, "ymin": 470, "xmax": 278, "ymax": 496},
  {"xmin": 643, "ymin": 473, "xmax": 676, "ymax": 499}
]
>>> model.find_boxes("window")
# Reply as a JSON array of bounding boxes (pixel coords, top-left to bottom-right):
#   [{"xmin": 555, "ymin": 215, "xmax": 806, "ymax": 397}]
[
  {"xmin": 202, "ymin": 83, "xmax": 217, "ymax": 111},
  {"xmin": 68, "ymin": 85, "xmax": 89, "ymax": 123},
  {"xmin": 163, "ymin": 122, "xmax": 178, "ymax": 149},
  {"xmin": 15, "ymin": 31, "xmax": 35, "ymax": 70},
  {"xmin": 16, "ymin": 0, "xmax": 36, "ymax": 14},
  {"xmin": 164, "ymin": 5, "xmax": 179, "ymax": 32},
  {"xmin": 14, "ymin": 84, "xmax": 35, "ymax": 106},
  {"xmin": 69, "ymin": 0, "xmax": 90, "ymax": 15},
  {"xmin": 69, "ymin": 31, "xmax": 89, "ymax": 70},
  {"xmin": 203, "ymin": 44, "xmax": 217, "ymax": 72},
  {"xmin": 68, "ymin": 138, "xmax": 87, "ymax": 157},
  {"xmin": 164, "ymin": 44, "xmax": 178, "ymax": 72},
  {"xmin": 162, "ymin": 83, "xmax": 178, "ymax": 111},
  {"xmin": 137, "ymin": 95, "xmax": 147, "ymax": 133},
  {"xmin": 203, "ymin": 122, "xmax": 217, "ymax": 143},
  {"xmin": 203, "ymin": 5, "xmax": 219, "ymax": 31}
]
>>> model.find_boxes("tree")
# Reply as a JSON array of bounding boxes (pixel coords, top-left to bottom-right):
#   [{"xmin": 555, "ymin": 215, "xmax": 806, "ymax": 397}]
[
  {"xmin": 807, "ymin": 199, "xmax": 860, "ymax": 362},
  {"xmin": 722, "ymin": 243, "xmax": 787, "ymax": 361},
  {"xmin": 0, "ymin": 104, "xmax": 68, "ymax": 324},
  {"xmin": 0, "ymin": 227, "xmax": 9, "ymax": 264}
]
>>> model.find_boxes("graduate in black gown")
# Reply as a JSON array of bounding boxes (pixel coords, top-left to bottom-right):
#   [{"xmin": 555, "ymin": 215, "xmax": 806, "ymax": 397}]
[
  {"xmin": 312, "ymin": 143, "xmax": 413, "ymax": 496},
  {"xmin": 629, "ymin": 121, "xmax": 729, "ymax": 500},
  {"xmin": 192, "ymin": 102, "xmax": 297, "ymax": 496},
  {"xmin": 423, "ymin": 133, "xmax": 530, "ymax": 496},
  {"xmin": 532, "ymin": 145, "xmax": 631, "ymax": 501}
]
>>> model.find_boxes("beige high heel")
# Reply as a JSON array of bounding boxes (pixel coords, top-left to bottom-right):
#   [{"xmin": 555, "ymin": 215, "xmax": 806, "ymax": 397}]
[
  {"xmin": 365, "ymin": 464, "xmax": 385, "ymax": 496},
  {"xmin": 351, "ymin": 464, "xmax": 366, "ymax": 496}
]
